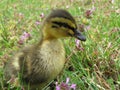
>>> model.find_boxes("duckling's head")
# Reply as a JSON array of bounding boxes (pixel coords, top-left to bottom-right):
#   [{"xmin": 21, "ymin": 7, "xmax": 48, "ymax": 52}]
[{"xmin": 42, "ymin": 9, "xmax": 86, "ymax": 41}]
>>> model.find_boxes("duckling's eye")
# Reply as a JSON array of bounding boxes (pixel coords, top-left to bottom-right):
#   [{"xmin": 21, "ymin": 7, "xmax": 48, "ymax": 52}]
[{"xmin": 52, "ymin": 25, "xmax": 59, "ymax": 28}]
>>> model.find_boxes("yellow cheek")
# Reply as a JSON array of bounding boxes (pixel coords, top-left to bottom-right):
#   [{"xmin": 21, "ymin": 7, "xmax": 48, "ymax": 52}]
[{"xmin": 68, "ymin": 30, "xmax": 74, "ymax": 35}]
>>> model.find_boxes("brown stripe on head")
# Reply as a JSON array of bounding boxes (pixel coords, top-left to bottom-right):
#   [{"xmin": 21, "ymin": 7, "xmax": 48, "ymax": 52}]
[
  {"xmin": 46, "ymin": 9, "xmax": 75, "ymax": 22},
  {"xmin": 45, "ymin": 9, "xmax": 77, "ymax": 28}
]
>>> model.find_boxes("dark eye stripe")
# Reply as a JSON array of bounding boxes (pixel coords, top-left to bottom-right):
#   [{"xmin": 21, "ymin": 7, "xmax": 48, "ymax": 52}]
[
  {"xmin": 52, "ymin": 21, "xmax": 75, "ymax": 30},
  {"xmin": 52, "ymin": 25, "xmax": 59, "ymax": 28}
]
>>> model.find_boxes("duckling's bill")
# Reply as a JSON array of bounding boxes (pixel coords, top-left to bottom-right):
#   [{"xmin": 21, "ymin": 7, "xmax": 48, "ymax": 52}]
[{"xmin": 74, "ymin": 29, "xmax": 86, "ymax": 41}]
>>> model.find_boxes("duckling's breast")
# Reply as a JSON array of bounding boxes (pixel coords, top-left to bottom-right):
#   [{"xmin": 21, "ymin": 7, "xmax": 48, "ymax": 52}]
[
  {"xmin": 27, "ymin": 39, "xmax": 65, "ymax": 85},
  {"xmin": 39, "ymin": 39, "xmax": 65, "ymax": 79}
]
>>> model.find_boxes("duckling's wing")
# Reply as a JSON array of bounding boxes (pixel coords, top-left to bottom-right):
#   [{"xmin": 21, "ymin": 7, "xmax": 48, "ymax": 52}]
[{"xmin": 4, "ymin": 44, "xmax": 49, "ymax": 89}]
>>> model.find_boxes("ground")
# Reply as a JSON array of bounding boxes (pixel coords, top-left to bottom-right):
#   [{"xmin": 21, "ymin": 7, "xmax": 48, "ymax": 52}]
[{"xmin": 0, "ymin": 0, "xmax": 120, "ymax": 90}]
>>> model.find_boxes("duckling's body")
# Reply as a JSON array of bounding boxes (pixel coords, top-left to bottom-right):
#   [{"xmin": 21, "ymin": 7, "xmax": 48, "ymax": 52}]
[
  {"xmin": 24, "ymin": 39, "xmax": 65, "ymax": 85},
  {"xmin": 4, "ymin": 40, "xmax": 65, "ymax": 89},
  {"xmin": 4, "ymin": 9, "xmax": 86, "ymax": 90}
]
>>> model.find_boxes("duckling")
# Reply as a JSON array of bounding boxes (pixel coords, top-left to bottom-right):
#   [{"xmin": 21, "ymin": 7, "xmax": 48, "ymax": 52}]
[{"xmin": 4, "ymin": 9, "xmax": 86, "ymax": 90}]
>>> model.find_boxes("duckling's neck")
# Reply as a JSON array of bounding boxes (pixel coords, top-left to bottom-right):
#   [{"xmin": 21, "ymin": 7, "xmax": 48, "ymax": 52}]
[
  {"xmin": 42, "ymin": 29, "xmax": 56, "ymax": 41},
  {"xmin": 43, "ymin": 34, "xmax": 56, "ymax": 41}
]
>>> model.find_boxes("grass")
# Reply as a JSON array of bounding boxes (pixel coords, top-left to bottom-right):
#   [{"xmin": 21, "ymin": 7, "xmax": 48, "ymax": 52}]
[{"xmin": 0, "ymin": 0, "xmax": 120, "ymax": 90}]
